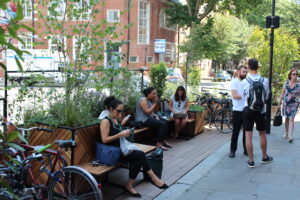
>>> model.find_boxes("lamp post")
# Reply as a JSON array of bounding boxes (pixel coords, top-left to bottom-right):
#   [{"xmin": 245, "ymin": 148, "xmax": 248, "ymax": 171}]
[{"xmin": 266, "ymin": 0, "xmax": 279, "ymax": 134}]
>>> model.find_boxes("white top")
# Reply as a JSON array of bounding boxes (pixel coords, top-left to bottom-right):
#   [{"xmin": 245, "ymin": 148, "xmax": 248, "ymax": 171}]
[
  {"xmin": 230, "ymin": 78, "xmax": 246, "ymax": 111},
  {"xmin": 170, "ymin": 95, "xmax": 189, "ymax": 113},
  {"xmin": 98, "ymin": 110, "xmax": 109, "ymax": 120},
  {"xmin": 241, "ymin": 74, "xmax": 269, "ymax": 113}
]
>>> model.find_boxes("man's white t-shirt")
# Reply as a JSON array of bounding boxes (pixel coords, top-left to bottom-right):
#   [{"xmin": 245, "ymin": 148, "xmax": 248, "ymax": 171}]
[
  {"xmin": 230, "ymin": 78, "xmax": 246, "ymax": 111},
  {"xmin": 241, "ymin": 74, "xmax": 269, "ymax": 113}
]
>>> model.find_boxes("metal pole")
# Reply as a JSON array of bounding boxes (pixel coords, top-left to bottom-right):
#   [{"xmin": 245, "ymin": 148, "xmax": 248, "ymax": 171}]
[
  {"xmin": 266, "ymin": 0, "xmax": 276, "ymax": 134},
  {"xmin": 4, "ymin": 70, "xmax": 7, "ymax": 119}
]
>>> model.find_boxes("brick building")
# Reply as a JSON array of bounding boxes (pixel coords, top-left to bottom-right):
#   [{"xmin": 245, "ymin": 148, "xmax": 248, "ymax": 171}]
[{"xmin": 0, "ymin": 0, "xmax": 179, "ymax": 77}]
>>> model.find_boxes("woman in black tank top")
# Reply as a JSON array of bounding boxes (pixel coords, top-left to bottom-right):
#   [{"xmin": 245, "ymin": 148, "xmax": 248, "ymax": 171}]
[{"xmin": 100, "ymin": 96, "xmax": 168, "ymax": 197}]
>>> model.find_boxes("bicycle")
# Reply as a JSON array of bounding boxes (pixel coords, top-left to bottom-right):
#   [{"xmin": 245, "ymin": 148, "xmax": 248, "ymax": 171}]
[
  {"xmin": 214, "ymin": 97, "xmax": 233, "ymax": 134},
  {"xmin": 0, "ymin": 120, "xmax": 103, "ymax": 200}
]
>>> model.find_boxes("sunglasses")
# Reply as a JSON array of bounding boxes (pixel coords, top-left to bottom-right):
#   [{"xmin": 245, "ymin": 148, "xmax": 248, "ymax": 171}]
[
  {"xmin": 292, "ymin": 73, "xmax": 298, "ymax": 76},
  {"xmin": 178, "ymin": 101, "xmax": 181, "ymax": 107},
  {"xmin": 116, "ymin": 109, "xmax": 124, "ymax": 113}
]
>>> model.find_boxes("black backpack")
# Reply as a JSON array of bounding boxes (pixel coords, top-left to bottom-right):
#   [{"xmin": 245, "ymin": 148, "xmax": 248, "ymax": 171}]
[{"xmin": 246, "ymin": 77, "xmax": 266, "ymax": 111}]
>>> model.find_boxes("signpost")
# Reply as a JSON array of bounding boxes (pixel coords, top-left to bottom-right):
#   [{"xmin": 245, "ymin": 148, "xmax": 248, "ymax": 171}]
[{"xmin": 266, "ymin": 0, "xmax": 280, "ymax": 134}]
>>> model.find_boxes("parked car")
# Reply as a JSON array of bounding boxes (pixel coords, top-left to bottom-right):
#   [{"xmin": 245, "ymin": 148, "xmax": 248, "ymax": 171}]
[{"xmin": 214, "ymin": 71, "xmax": 231, "ymax": 82}]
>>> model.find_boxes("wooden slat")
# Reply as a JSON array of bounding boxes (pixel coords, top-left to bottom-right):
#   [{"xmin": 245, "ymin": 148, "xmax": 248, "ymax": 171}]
[
  {"xmin": 134, "ymin": 127, "xmax": 150, "ymax": 134},
  {"xmin": 79, "ymin": 143, "xmax": 156, "ymax": 176}
]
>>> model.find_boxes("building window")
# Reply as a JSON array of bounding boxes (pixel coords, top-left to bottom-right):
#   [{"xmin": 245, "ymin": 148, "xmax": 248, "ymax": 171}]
[
  {"xmin": 19, "ymin": 34, "xmax": 33, "ymax": 50},
  {"xmin": 73, "ymin": 35, "xmax": 91, "ymax": 61},
  {"xmin": 107, "ymin": 10, "xmax": 120, "ymax": 23},
  {"xmin": 23, "ymin": 0, "xmax": 33, "ymax": 20},
  {"xmin": 159, "ymin": 54, "xmax": 165, "ymax": 63},
  {"xmin": 138, "ymin": 0, "xmax": 150, "ymax": 44},
  {"xmin": 48, "ymin": 0, "xmax": 66, "ymax": 20},
  {"xmin": 73, "ymin": 0, "xmax": 92, "ymax": 20},
  {"xmin": 159, "ymin": 10, "xmax": 176, "ymax": 31},
  {"xmin": 48, "ymin": 36, "xmax": 66, "ymax": 52},
  {"xmin": 105, "ymin": 43, "xmax": 121, "ymax": 68},
  {"xmin": 129, "ymin": 56, "xmax": 139, "ymax": 63},
  {"xmin": 147, "ymin": 56, "xmax": 153, "ymax": 63}
]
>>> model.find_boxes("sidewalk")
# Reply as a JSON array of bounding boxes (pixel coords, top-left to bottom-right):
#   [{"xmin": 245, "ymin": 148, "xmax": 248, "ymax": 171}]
[{"xmin": 155, "ymin": 114, "xmax": 300, "ymax": 200}]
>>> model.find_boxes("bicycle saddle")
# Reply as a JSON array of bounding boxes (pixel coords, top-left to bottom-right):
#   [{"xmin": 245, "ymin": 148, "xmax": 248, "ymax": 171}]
[
  {"xmin": 219, "ymin": 92, "xmax": 228, "ymax": 96},
  {"xmin": 55, "ymin": 140, "xmax": 77, "ymax": 148}
]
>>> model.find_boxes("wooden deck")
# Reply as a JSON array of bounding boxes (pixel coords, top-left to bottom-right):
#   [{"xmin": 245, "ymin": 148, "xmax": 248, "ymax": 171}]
[{"xmin": 99, "ymin": 127, "xmax": 231, "ymax": 200}]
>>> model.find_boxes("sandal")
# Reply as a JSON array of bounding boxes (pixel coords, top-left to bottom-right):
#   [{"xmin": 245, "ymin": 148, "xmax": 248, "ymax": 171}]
[
  {"xmin": 288, "ymin": 138, "xmax": 294, "ymax": 143},
  {"xmin": 163, "ymin": 142, "xmax": 173, "ymax": 148},
  {"xmin": 158, "ymin": 145, "xmax": 168, "ymax": 151}
]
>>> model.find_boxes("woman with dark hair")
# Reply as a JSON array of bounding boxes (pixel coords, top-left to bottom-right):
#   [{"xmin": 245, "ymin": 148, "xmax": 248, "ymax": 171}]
[
  {"xmin": 100, "ymin": 96, "xmax": 168, "ymax": 198},
  {"xmin": 168, "ymin": 86, "xmax": 189, "ymax": 139},
  {"xmin": 135, "ymin": 87, "xmax": 171, "ymax": 150},
  {"xmin": 279, "ymin": 69, "xmax": 300, "ymax": 142}
]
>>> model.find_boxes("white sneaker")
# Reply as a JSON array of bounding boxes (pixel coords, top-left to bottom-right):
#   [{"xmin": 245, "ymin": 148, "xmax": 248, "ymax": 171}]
[{"xmin": 282, "ymin": 133, "xmax": 287, "ymax": 139}]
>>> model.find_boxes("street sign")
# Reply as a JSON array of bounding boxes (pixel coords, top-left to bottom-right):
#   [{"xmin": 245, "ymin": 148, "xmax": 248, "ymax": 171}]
[
  {"xmin": 266, "ymin": 16, "xmax": 280, "ymax": 28},
  {"xmin": 154, "ymin": 39, "xmax": 166, "ymax": 54}
]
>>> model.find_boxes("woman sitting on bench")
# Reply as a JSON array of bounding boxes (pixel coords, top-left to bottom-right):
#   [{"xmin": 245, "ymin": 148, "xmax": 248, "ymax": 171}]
[
  {"xmin": 169, "ymin": 86, "xmax": 190, "ymax": 139},
  {"xmin": 136, "ymin": 87, "xmax": 172, "ymax": 151},
  {"xmin": 100, "ymin": 96, "xmax": 168, "ymax": 198}
]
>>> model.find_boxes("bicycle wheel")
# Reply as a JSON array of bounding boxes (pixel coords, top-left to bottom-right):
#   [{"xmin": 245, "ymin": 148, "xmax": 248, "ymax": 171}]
[
  {"xmin": 214, "ymin": 109, "xmax": 233, "ymax": 134},
  {"xmin": 47, "ymin": 166, "xmax": 103, "ymax": 200}
]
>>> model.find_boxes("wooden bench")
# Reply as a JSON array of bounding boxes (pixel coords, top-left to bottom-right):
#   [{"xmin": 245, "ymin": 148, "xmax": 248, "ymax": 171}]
[
  {"xmin": 77, "ymin": 125, "xmax": 156, "ymax": 177},
  {"xmin": 79, "ymin": 143, "xmax": 156, "ymax": 176}
]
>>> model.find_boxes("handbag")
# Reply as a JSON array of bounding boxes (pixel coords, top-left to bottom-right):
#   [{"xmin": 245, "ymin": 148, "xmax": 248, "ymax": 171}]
[
  {"xmin": 143, "ymin": 148, "xmax": 164, "ymax": 180},
  {"xmin": 119, "ymin": 137, "xmax": 140, "ymax": 156},
  {"xmin": 273, "ymin": 109, "xmax": 282, "ymax": 127},
  {"xmin": 95, "ymin": 142, "xmax": 122, "ymax": 166}
]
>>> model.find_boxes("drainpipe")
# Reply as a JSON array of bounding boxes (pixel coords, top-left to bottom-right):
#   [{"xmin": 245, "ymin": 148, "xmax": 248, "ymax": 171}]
[{"xmin": 127, "ymin": 0, "xmax": 131, "ymax": 66}]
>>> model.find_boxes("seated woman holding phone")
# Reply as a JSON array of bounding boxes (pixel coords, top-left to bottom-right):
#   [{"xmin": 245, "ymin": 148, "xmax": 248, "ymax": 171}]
[
  {"xmin": 100, "ymin": 96, "xmax": 168, "ymax": 198},
  {"xmin": 135, "ymin": 87, "xmax": 172, "ymax": 151},
  {"xmin": 169, "ymin": 86, "xmax": 190, "ymax": 139}
]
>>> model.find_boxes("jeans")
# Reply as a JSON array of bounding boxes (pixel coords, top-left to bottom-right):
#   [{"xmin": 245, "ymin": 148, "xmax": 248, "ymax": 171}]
[
  {"xmin": 230, "ymin": 111, "xmax": 247, "ymax": 153},
  {"xmin": 143, "ymin": 117, "xmax": 168, "ymax": 143},
  {"xmin": 125, "ymin": 150, "xmax": 151, "ymax": 179}
]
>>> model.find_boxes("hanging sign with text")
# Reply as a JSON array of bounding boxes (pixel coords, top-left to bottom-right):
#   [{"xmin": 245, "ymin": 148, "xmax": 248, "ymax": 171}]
[{"xmin": 154, "ymin": 39, "xmax": 166, "ymax": 54}]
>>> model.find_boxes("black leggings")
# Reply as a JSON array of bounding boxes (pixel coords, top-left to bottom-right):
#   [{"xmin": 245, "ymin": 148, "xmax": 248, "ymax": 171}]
[
  {"xmin": 125, "ymin": 150, "xmax": 151, "ymax": 179},
  {"xmin": 143, "ymin": 117, "xmax": 168, "ymax": 142}
]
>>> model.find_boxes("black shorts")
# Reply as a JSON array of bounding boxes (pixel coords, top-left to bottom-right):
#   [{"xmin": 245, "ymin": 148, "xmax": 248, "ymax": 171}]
[{"xmin": 243, "ymin": 106, "xmax": 266, "ymax": 132}]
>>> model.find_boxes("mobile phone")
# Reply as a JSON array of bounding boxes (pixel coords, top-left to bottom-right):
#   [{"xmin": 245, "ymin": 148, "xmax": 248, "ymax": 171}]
[{"xmin": 129, "ymin": 127, "xmax": 135, "ymax": 134}]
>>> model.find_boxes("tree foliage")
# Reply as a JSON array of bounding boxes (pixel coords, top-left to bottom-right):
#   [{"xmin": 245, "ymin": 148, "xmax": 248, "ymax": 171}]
[{"xmin": 248, "ymin": 27, "xmax": 300, "ymax": 103}]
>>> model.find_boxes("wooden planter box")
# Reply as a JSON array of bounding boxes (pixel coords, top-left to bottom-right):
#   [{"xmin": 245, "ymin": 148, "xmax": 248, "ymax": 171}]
[
  {"xmin": 187, "ymin": 111, "xmax": 205, "ymax": 136},
  {"xmin": 28, "ymin": 123, "xmax": 100, "ymax": 184}
]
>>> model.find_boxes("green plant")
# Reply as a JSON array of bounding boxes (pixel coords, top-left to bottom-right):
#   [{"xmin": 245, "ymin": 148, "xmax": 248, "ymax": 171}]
[
  {"xmin": 248, "ymin": 27, "xmax": 300, "ymax": 104},
  {"xmin": 189, "ymin": 104, "xmax": 204, "ymax": 112},
  {"xmin": 150, "ymin": 63, "xmax": 168, "ymax": 98},
  {"xmin": 187, "ymin": 67, "xmax": 201, "ymax": 91}
]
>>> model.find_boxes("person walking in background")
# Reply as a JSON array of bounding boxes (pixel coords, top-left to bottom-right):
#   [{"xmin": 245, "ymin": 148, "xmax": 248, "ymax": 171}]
[
  {"xmin": 279, "ymin": 69, "xmax": 300, "ymax": 143},
  {"xmin": 229, "ymin": 65, "xmax": 248, "ymax": 158},
  {"xmin": 135, "ymin": 87, "xmax": 171, "ymax": 150},
  {"xmin": 168, "ymin": 86, "xmax": 190, "ymax": 139},
  {"xmin": 242, "ymin": 59, "xmax": 273, "ymax": 168}
]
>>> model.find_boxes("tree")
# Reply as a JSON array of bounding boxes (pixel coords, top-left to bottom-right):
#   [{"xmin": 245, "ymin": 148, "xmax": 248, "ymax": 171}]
[
  {"xmin": 0, "ymin": 0, "xmax": 33, "ymax": 70},
  {"xmin": 248, "ymin": 27, "xmax": 300, "ymax": 104}
]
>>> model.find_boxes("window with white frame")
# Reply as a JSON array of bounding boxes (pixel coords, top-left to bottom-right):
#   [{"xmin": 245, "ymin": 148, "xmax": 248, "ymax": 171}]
[
  {"xmin": 19, "ymin": 34, "xmax": 33, "ymax": 50},
  {"xmin": 73, "ymin": 0, "xmax": 92, "ymax": 20},
  {"xmin": 147, "ymin": 56, "xmax": 153, "ymax": 63},
  {"xmin": 48, "ymin": 0, "xmax": 66, "ymax": 20},
  {"xmin": 73, "ymin": 35, "xmax": 91, "ymax": 61},
  {"xmin": 48, "ymin": 36, "xmax": 66, "ymax": 52},
  {"xmin": 107, "ymin": 10, "xmax": 120, "ymax": 23},
  {"xmin": 129, "ymin": 56, "xmax": 139, "ymax": 63},
  {"xmin": 138, "ymin": 0, "xmax": 150, "ymax": 44},
  {"xmin": 105, "ymin": 43, "xmax": 121, "ymax": 68},
  {"xmin": 22, "ymin": 0, "xmax": 33, "ymax": 20},
  {"xmin": 159, "ymin": 54, "xmax": 165, "ymax": 63}
]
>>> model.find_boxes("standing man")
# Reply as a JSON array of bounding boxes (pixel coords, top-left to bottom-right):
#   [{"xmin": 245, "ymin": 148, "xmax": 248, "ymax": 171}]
[
  {"xmin": 229, "ymin": 65, "xmax": 248, "ymax": 158},
  {"xmin": 242, "ymin": 59, "xmax": 273, "ymax": 168}
]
